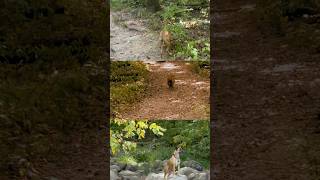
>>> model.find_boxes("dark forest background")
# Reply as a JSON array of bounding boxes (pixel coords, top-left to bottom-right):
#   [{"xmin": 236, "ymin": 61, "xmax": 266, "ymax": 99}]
[{"xmin": 0, "ymin": 0, "xmax": 108, "ymax": 178}]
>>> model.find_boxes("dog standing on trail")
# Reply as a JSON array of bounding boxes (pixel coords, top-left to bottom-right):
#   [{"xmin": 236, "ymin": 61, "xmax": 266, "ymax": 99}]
[
  {"xmin": 167, "ymin": 73, "xmax": 175, "ymax": 89},
  {"xmin": 160, "ymin": 30, "xmax": 172, "ymax": 58}
]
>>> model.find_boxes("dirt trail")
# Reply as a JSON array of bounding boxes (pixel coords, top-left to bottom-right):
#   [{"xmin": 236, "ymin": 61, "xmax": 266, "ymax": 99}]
[
  {"xmin": 212, "ymin": 1, "xmax": 320, "ymax": 179},
  {"xmin": 110, "ymin": 11, "xmax": 163, "ymax": 61},
  {"xmin": 121, "ymin": 61, "xmax": 210, "ymax": 120}
]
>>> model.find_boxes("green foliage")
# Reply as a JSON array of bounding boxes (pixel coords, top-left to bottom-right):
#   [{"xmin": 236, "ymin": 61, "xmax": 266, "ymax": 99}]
[
  {"xmin": 111, "ymin": 61, "xmax": 148, "ymax": 83},
  {"xmin": 164, "ymin": 23, "xmax": 210, "ymax": 60},
  {"xmin": 117, "ymin": 154, "xmax": 139, "ymax": 165},
  {"xmin": 115, "ymin": 120, "xmax": 210, "ymax": 170},
  {"xmin": 110, "ymin": 61, "xmax": 149, "ymax": 113},
  {"xmin": 110, "ymin": 119, "xmax": 166, "ymax": 155},
  {"xmin": 161, "ymin": 5, "xmax": 189, "ymax": 21},
  {"xmin": 163, "ymin": 0, "xmax": 209, "ymax": 6},
  {"xmin": 111, "ymin": 0, "xmax": 160, "ymax": 11},
  {"xmin": 161, "ymin": 2, "xmax": 209, "ymax": 60},
  {"xmin": 189, "ymin": 60, "xmax": 210, "ymax": 78}
]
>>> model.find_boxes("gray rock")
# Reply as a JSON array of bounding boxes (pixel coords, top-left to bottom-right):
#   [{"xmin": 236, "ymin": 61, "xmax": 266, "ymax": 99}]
[
  {"xmin": 146, "ymin": 173, "xmax": 187, "ymax": 180},
  {"xmin": 189, "ymin": 173, "xmax": 197, "ymax": 179},
  {"xmin": 188, "ymin": 172, "xmax": 209, "ymax": 180},
  {"xmin": 122, "ymin": 176, "xmax": 140, "ymax": 180},
  {"xmin": 119, "ymin": 170, "xmax": 140, "ymax": 176},
  {"xmin": 125, "ymin": 164, "xmax": 138, "ymax": 171},
  {"xmin": 182, "ymin": 160, "xmax": 203, "ymax": 171},
  {"xmin": 137, "ymin": 162, "xmax": 150, "ymax": 174},
  {"xmin": 110, "ymin": 170, "xmax": 120, "ymax": 180},
  {"xmin": 110, "ymin": 165, "xmax": 121, "ymax": 172},
  {"xmin": 113, "ymin": 162, "xmax": 126, "ymax": 170},
  {"xmin": 178, "ymin": 167, "xmax": 199, "ymax": 176},
  {"xmin": 119, "ymin": 170, "xmax": 141, "ymax": 180},
  {"xmin": 110, "ymin": 158, "xmax": 116, "ymax": 164},
  {"xmin": 199, "ymin": 172, "xmax": 210, "ymax": 180}
]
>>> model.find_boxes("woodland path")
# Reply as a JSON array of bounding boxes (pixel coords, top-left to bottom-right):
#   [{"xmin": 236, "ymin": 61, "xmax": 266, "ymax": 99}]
[
  {"xmin": 110, "ymin": 11, "xmax": 163, "ymax": 61},
  {"xmin": 212, "ymin": 0, "xmax": 320, "ymax": 179},
  {"xmin": 121, "ymin": 61, "xmax": 210, "ymax": 120}
]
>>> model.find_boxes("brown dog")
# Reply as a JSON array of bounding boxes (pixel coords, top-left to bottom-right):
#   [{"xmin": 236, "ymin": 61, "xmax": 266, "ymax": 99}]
[
  {"xmin": 163, "ymin": 147, "xmax": 181, "ymax": 180},
  {"xmin": 167, "ymin": 74, "xmax": 175, "ymax": 89},
  {"xmin": 160, "ymin": 30, "xmax": 172, "ymax": 58}
]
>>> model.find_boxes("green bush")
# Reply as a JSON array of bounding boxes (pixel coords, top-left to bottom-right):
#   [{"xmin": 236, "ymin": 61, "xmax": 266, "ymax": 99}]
[
  {"xmin": 161, "ymin": 5, "xmax": 189, "ymax": 21},
  {"xmin": 189, "ymin": 60, "xmax": 210, "ymax": 77},
  {"xmin": 127, "ymin": 121, "xmax": 210, "ymax": 169},
  {"xmin": 110, "ymin": 62, "xmax": 149, "ymax": 113}
]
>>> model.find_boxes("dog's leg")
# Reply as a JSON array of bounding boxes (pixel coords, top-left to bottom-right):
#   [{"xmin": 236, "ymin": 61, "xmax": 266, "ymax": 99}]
[{"xmin": 160, "ymin": 41, "xmax": 164, "ymax": 58}]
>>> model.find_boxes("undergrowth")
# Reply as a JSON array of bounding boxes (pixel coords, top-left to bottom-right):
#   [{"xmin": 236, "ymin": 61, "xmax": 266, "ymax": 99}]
[
  {"xmin": 110, "ymin": 61, "xmax": 149, "ymax": 115},
  {"xmin": 189, "ymin": 60, "xmax": 210, "ymax": 78},
  {"xmin": 113, "ymin": 120, "xmax": 210, "ymax": 174}
]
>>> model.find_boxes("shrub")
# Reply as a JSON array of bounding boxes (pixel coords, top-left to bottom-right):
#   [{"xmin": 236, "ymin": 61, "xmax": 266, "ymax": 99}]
[
  {"xmin": 129, "ymin": 121, "xmax": 210, "ymax": 169},
  {"xmin": 110, "ymin": 61, "xmax": 149, "ymax": 113}
]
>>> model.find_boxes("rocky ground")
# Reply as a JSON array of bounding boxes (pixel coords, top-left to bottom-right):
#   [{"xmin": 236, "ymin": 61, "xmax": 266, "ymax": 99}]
[
  {"xmin": 110, "ymin": 11, "xmax": 163, "ymax": 61},
  {"xmin": 110, "ymin": 158, "xmax": 209, "ymax": 180},
  {"xmin": 212, "ymin": 0, "xmax": 320, "ymax": 179}
]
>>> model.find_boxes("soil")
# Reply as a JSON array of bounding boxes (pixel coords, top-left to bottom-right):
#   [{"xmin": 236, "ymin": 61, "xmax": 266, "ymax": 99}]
[
  {"xmin": 120, "ymin": 61, "xmax": 210, "ymax": 120},
  {"xmin": 110, "ymin": 11, "xmax": 164, "ymax": 61},
  {"xmin": 26, "ymin": 130, "xmax": 108, "ymax": 180},
  {"xmin": 212, "ymin": 0, "xmax": 320, "ymax": 180}
]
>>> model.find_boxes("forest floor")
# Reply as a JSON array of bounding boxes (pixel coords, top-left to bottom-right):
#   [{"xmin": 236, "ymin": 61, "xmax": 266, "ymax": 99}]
[
  {"xmin": 212, "ymin": 0, "xmax": 320, "ymax": 179},
  {"xmin": 119, "ymin": 61, "xmax": 210, "ymax": 120},
  {"xmin": 20, "ymin": 130, "xmax": 108, "ymax": 180},
  {"xmin": 110, "ymin": 11, "xmax": 163, "ymax": 61}
]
